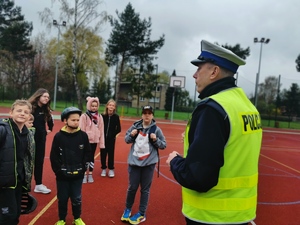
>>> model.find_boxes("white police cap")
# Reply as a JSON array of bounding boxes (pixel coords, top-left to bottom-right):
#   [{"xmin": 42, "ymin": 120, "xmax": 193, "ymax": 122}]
[{"xmin": 191, "ymin": 40, "xmax": 246, "ymax": 73}]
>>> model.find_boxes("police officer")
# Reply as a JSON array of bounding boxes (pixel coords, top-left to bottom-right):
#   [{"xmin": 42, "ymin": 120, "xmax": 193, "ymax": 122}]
[{"xmin": 166, "ymin": 40, "xmax": 263, "ymax": 225}]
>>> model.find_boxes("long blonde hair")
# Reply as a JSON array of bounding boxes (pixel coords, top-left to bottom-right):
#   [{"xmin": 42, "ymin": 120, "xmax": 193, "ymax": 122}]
[{"xmin": 103, "ymin": 99, "xmax": 117, "ymax": 115}]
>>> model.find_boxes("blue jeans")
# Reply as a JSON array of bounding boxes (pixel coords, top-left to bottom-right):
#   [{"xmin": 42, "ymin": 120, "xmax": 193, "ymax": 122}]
[
  {"xmin": 125, "ymin": 164, "xmax": 155, "ymax": 215},
  {"xmin": 56, "ymin": 179, "xmax": 83, "ymax": 221}
]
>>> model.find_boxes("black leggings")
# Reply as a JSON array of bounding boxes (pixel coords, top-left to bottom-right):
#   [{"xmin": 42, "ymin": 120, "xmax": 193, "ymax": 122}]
[
  {"xmin": 100, "ymin": 138, "xmax": 116, "ymax": 169},
  {"xmin": 34, "ymin": 134, "xmax": 46, "ymax": 185},
  {"xmin": 88, "ymin": 143, "xmax": 97, "ymax": 172}
]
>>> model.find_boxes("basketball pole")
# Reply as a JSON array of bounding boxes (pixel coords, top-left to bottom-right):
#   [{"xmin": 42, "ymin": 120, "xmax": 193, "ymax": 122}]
[
  {"xmin": 169, "ymin": 76, "xmax": 185, "ymax": 123},
  {"xmin": 171, "ymin": 88, "xmax": 175, "ymax": 123}
]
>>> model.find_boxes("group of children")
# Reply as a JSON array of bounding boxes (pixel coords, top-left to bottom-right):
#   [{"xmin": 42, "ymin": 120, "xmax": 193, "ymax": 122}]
[
  {"xmin": 79, "ymin": 97, "xmax": 121, "ymax": 183},
  {"xmin": 50, "ymin": 97, "xmax": 121, "ymax": 225},
  {"xmin": 0, "ymin": 95, "xmax": 166, "ymax": 225}
]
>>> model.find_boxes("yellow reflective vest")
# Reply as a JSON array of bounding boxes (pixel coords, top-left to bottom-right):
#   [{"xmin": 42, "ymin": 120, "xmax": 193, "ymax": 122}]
[{"xmin": 182, "ymin": 87, "xmax": 262, "ymax": 224}]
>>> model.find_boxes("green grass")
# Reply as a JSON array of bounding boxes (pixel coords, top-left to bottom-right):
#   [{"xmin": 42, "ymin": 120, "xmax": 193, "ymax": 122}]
[
  {"xmin": 0, "ymin": 100, "xmax": 13, "ymax": 108},
  {"xmin": 2, "ymin": 99, "xmax": 300, "ymax": 128},
  {"xmin": 118, "ymin": 105, "xmax": 191, "ymax": 121},
  {"xmin": 1, "ymin": 100, "xmax": 191, "ymax": 121},
  {"xmin": 262, "ymin": 119, "xmax": 300, "ymax": 129},
  {"xmin": 53, "ymin": 101, "xmax": 192, "ymax": 121}
]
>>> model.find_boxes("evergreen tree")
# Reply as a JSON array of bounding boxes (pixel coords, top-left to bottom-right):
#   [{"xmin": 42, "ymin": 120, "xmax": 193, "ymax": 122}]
[
  {"xmin": 0, "ymin": 0, "xmax": 33, "ymax": 55},
  {"xmin": 295, "ymin": 54, "xmax": 300, "ymax": 72},
  {"xmin": 89, "ymin": 77, "xmax": 112, "ymax": 104},
  {"xmin": 282, "ymin": 83, "xmax": 300, "ymax": 117},
  {"xmin": 105, "ymin": 2, "xmax": 165, "ymax": 106},
  {"xmin": 0, "ymin": 0, "xmax": 34, "ymax": 98},
  {"xmin": 221, "ymin": 43, "xmax": 250, "ymax": 60}
]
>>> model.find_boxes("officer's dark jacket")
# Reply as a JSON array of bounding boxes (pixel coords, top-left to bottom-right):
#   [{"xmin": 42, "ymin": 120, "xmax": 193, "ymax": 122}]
[{"xmin": 170, "ymin": 77, "xmax": 234, "ymax": 192}]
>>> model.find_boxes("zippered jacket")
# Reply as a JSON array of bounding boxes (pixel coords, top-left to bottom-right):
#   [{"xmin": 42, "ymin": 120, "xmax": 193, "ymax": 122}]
[
  {"xmin": 101, "ymin": 113, "xmax": 121, "ymax": 140},
  {"xmin": 50, "ymin": 127, "xmax": 90, "ymax": 181},
  {"xmin": 79, "ymin": 113, "xmax": 105, "ymax": 148},
  {"xmin": 124, "ymin": 119, "xmax": 166, "ymax": 167},
  {"xmin": 0, "ymin": 119, "xmax": 34, "ymax": 190}
]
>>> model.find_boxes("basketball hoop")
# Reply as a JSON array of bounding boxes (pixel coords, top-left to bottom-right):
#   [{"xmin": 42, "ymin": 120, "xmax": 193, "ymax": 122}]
[{"xmin": 169, "ymin": 76, "xmax": 185, "ymax": 88}]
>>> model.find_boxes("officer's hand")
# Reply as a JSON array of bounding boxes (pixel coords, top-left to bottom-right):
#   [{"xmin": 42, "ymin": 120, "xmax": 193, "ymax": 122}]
[{"xmin": 166, "ymin": 151, "xmax": 181, "ymax": 166}]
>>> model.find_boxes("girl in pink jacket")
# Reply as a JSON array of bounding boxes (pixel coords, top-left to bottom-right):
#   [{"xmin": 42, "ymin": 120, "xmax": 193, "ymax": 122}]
[{"xmin": 79, "ymin": 96, "xmax": 105, "ymax": 183}]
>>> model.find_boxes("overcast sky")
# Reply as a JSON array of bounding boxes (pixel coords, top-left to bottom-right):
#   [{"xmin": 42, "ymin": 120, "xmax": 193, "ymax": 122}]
[{"xmin": 14, "ymin": 0, "xmax": 300, "ymax": 99}]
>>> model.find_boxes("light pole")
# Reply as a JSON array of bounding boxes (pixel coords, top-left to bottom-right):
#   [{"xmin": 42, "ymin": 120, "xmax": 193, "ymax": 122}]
[
  {"xmin": 53, "ymin": 20, "xmax": 66, "ymax": 110},
  {"xmin": 254, "ymin": 37, "xmax": 270, "ymax": 107},
  {"xmin": 153, "ymin": 64, "xmax": 158, "ymax": 112}
]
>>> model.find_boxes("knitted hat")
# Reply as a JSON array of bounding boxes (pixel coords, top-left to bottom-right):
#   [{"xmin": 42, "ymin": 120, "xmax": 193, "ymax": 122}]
[{"xmin": 86, "ymin": 96, "xmax": 100, "ymax": 111}]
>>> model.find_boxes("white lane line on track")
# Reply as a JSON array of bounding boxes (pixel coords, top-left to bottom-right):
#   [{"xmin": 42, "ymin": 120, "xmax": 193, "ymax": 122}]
[
  {"xmin": 263, "ymin": 129, "xmax": 300, "ymax": 135},
  {"xmin": 260, "ymin": 153, "xmax": 300, "ymax": 174},
  {"xmin": 28, "ymin": 196, "xmax": 57, "ymax": 225},
  {"xmin": 29, "ymin": 152, "xmax": 101, "ymax": 224}
]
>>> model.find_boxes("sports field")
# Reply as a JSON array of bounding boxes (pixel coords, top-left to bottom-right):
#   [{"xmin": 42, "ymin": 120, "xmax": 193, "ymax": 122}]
[{"xmin": 1, "ymin": 107, "xmax": 299, "ymax": 225}]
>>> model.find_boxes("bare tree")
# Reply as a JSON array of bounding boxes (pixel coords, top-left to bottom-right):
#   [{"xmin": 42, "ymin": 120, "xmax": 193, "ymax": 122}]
[
  {"xmin": 30, "ymin": 33, "xmax": 55, "ymax": 92},
  {"xmin": 0, "ymin": 50, "xmax": 35, "ymax": 98},
  {"xmin": 260, "ymin": 76, "xmax": 279, "ymax": 105},
  {"xmin": 39, "ymin": 0, "xmax": 109, "ymax": 109}
]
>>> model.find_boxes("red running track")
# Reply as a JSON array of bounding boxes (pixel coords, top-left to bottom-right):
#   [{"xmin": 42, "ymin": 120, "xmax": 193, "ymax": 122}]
[{"xmin": 1, "ymin": 106, "xmax": 299, "ymax": 225}]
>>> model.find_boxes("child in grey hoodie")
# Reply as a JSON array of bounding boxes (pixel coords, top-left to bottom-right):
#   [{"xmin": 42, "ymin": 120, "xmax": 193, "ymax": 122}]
[{"xmin": 121, "ymin": 105, "xmax": 166, "ymax": 225}]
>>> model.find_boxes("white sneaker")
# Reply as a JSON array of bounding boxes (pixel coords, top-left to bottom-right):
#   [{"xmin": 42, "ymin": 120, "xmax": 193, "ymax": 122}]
[
  {"xmin": 83, "ymin": 174, "xmax": 87, "ymax": 184},
  {"xmin": 88, "ymin": 174, "xmax": 94, "ymax": 183},
  {"xmin": 34, "ymin": 184, "xmax": 51, "ymax": 194},
  {"xmin": 101, "ymin": 169, "xmax": 106, "ymax": 177},
  {"xmin": 108, "ymin": 170, "xmax": 115, "ymax": 178}
]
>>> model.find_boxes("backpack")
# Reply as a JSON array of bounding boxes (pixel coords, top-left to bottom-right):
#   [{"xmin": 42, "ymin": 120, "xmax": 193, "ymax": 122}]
[
  {"xmin": 151, "ymin": 125, "xmax": 161, "ymax": 177},
  {"xmin": 134, "ymin": 125, "xmax": 160, "ymax": 177}
]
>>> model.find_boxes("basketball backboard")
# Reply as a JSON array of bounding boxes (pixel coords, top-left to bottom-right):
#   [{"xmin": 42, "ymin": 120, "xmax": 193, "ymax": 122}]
[{"xmin": 169, "ymin": 76, "xmax": 185, "ymax": 88}]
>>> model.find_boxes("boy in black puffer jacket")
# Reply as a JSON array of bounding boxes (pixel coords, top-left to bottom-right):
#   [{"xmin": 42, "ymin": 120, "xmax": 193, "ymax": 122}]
[{"xmin": 0, "ymin": 99, "xmax": 34, "ymax": 225}]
